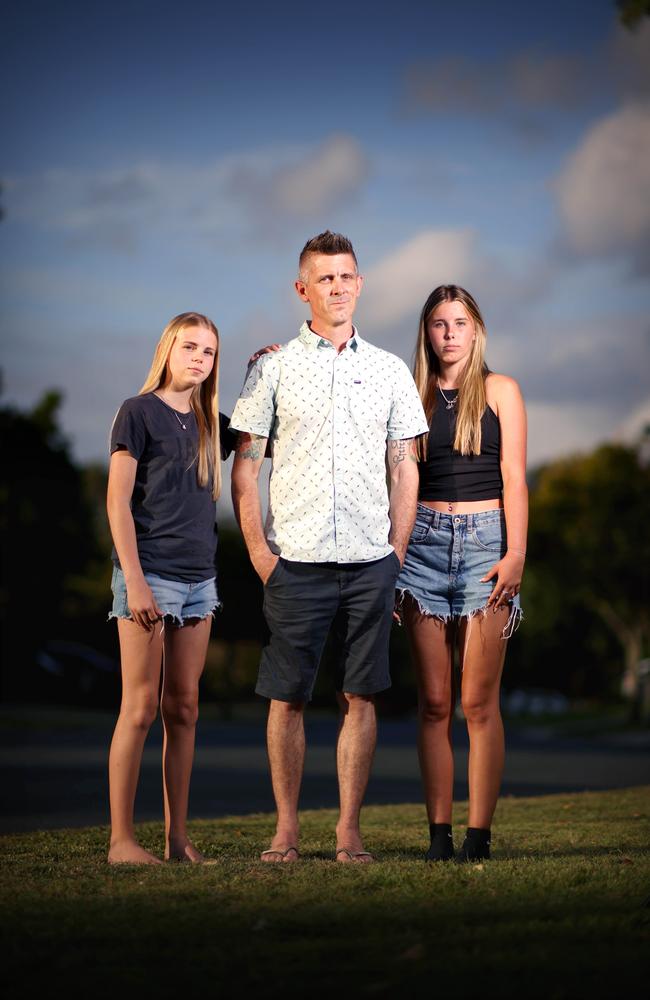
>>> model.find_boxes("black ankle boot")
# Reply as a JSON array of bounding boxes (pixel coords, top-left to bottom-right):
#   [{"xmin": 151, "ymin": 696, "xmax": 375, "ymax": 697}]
[
  {"xmin": 460, "ymin": 827, "xmax": 491, "ymax": 862},
  {"xmin": 425, "ymin": 823, "xmax": 454, "ymax": 862}
]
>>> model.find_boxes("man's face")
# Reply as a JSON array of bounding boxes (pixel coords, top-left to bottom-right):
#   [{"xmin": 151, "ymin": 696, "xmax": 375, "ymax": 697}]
[{"xmin": 295, "ymin": 253, "xmax": 363, "ymax": 329}]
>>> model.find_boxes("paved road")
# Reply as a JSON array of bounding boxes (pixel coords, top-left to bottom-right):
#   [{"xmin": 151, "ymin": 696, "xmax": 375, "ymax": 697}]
[{"xmin": 1, "ymin": 706, "xmax": 648, "ymax": 833}]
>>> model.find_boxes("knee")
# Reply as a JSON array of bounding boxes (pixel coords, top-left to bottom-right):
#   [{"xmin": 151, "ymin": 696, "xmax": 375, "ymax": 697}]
[
  {"xmin": 338, "ymin": 692, "xmax": 374, "ymax": 715},
  {"xmin": 162, "ymin": 691, "xmax": 199, "ymax": 728},
  {"xmin": 461, "ymin": 692, "xmax": 497, "ymax": 727},
  {"xmin": 418, "ymin": 695, "xmax": 451, "ymax": 726},
  {"xmin": 271, "ymin": 698, "xmax": 305, "ymax": 717},
  {"xmin": 123, "ymin": 699, "xmax": 158, "ymax": 731}
]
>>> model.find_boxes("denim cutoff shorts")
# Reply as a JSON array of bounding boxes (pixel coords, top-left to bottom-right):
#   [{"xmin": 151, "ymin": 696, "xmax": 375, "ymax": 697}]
[
  {"xmin": 109, "ymin": 566, "xmax": 219, "ymax": 627},
  {"xmin": 396, "ymin": 505, "xmax": 522, "ymax": 636}
]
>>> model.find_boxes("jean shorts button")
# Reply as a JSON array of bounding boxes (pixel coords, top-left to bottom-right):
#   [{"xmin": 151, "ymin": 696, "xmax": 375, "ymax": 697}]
[{"xmin": 454, "ymin": 517, "xmax": 460, "ymax": 524}]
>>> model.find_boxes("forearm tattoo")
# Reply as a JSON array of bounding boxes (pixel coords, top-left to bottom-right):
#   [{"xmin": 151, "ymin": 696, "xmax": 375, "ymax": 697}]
[
  {"xmin": 389, "ymin": 438, "xmax": 417, "ymax": 466},
  {"xmin": 390, "ymin": 439, "xmax": 406, "ymax": 465},
  {"xmin": 236, "ymin": 433, "xmax": 265, "ymax": 460}
]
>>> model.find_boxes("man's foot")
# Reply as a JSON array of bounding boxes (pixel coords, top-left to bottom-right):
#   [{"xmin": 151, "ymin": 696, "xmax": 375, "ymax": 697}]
[
  {"xmin": 165, "ymin": 839, "xmax": 207, "ymax": 864},
  {"xmin": 260, "ymin": 828, "xmax": 300, "ymax": 863},
  {"xmin": 335, "ymin": 824, "xmax": 373, "ymax": 862},
  {"xmin": 108, "ymin": 839, "xmax": 162, "ymax": 865},
  {"xmin": 260, "ymin": 846, "xmax": 300, "ymax": 863},
  {"xmin": 335, "ymin": 847, "xmax": 374, "ymax": 863}
]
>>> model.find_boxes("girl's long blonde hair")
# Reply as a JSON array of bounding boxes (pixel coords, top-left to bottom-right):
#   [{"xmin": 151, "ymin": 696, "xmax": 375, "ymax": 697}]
[
  {"xmin": 413, "ymin": 285, "xmax": 489, "ymax": 459},
  {"xmin": 140, "ymin": 312, "xmax": 222, "ymax": 499}
]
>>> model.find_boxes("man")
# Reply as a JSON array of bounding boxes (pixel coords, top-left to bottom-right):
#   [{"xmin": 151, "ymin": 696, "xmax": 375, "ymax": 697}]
[{"xmin": 230, "ymin": 231, "xmax": 427, "ymax": 863}]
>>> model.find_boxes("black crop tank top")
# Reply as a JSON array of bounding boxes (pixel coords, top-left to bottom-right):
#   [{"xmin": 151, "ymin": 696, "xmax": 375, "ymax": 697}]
[{"xmin": 418, "ymin": 387, "xmax": 503, "ymax": 501}]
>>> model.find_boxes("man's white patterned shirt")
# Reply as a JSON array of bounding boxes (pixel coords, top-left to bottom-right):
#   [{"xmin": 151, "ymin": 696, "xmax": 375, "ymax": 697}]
[{"xmin": 230, "ymin": 323, "xmax": 428, "ymax": 563}]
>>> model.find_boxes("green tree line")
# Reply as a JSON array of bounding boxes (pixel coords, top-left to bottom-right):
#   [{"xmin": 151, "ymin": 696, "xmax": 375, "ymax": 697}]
[{"xmin": 1, "ymin": 390, "xmax": 648, "ymax": 713}]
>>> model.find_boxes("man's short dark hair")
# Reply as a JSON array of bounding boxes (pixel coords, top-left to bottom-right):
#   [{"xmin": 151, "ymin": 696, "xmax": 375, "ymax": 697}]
[{"xmin": 298, "ymin": 231, "xmax": 358, "ymax": 277}]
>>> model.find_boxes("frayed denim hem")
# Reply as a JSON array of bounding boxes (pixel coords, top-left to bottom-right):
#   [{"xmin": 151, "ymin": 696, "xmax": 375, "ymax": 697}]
[
  {"xmin": 107, "ymin": 601, "xmax": 221, "ymax": 628},
  {"xmin": 396, "ymin": 589, "xmax": 523, "ymax": 640}
]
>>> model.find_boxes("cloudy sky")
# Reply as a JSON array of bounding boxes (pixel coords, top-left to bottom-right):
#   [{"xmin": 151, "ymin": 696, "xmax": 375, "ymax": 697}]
[{"xmin": 2, "ymin": 0, "xmax": 649, "ymax": 509}]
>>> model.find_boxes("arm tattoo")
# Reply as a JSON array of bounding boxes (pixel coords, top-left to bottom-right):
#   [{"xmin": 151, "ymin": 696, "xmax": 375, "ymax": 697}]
[
  {"xmin": 388, "ymin": 438, "xmax": 418, "ymax": 466},
  {"xmin": 236, "ymin": 433, "xmax": 265, "ymax": 461},
  {"xmin": 389, "ymin": 439, "xmax": 407, "ymax": 465}
]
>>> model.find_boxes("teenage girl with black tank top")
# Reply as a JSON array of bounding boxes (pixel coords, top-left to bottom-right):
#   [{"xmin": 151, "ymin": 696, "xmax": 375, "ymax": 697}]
[
  {"xmin": 395, "ymin": 285, "xmax": 528, "ymax": 863},
  {"xmin": 106, "ymin": 312, "xmax": 236, "ymax": 865}
]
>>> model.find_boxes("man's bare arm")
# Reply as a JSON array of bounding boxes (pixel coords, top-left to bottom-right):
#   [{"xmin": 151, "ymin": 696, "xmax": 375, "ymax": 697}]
[
  {"xmin": 387, "ymin": 437, "xmax": 419, "ymax": 565},
  {"xmin": 231, "ymin": 431, "xmax": 278, "ymax": 584}
]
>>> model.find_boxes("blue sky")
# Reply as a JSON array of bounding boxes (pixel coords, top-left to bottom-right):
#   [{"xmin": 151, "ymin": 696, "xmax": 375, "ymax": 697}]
[{"xmin": 2, "ymin": 0, "xmax": 649, "ymax": 501}]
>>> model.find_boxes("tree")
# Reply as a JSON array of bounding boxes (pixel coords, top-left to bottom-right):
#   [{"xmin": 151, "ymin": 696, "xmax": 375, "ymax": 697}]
[
  {"xmin": 616, "ymin": 0, "xmax": 650, "ymax": 30},
  {"xmin": 527, "ymin": 441, "xmax": 650, "ymax": 715},
  {"xmin": 0, "ymin": 390, "xmax": 101, "ymax": 699}
]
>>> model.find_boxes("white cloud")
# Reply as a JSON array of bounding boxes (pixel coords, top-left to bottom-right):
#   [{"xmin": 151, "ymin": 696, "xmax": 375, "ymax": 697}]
[
  {"xmin": 403, "ymin": 51, "xmax": 590, "ymax": 116},
  {"xmin": 5, "ymin": 134, "xmax": 370, "ymax": 249},
  {"xmin": 526, "ymin": 401, "xmax": 616, "ymax": 468},
  {"xmin": 357, "ymin": 228, "xmax": 478, "ymax": 330},
  {"xmin": 612, "ymin": 397, "xmax": 650, "ymax": 445},
  {"xmin": 611, "ymin": 20, "xmax": 650, "ymax": 99},
  {"xmin": 554, "ymin": 101, "xmax": 650, "ymax": 261},
  {"xmin": 268, "ymin": 134, "xmax": 369, "ymax": 217}
]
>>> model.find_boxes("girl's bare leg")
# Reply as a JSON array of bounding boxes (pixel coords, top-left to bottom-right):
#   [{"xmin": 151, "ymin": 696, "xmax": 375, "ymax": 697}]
[
  {"xmin": 458, "ymin": 608, "xmax": 510, "ymax": 829},
  {"xmin": 160, "ymin": 616, "xmax": 211, "ymax": 862},
  {"xmin": 108, "ymin": 620, "xmax": 164, "ymax": 864},
  {"xmin": 404, "ymin": 599, "xmax": 456, "ymax": 824}
]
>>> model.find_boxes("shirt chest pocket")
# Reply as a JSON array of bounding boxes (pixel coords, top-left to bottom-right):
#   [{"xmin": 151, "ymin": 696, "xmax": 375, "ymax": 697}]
[{"xmin": 345, "ymin": 379, "xmax": 390, "ymax": 427}]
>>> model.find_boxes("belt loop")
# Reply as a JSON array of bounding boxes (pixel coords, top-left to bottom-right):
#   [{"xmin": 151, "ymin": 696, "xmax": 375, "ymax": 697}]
[{"xmin": 433, "ymin": 510, "xmax": 440, "ymax": 529}]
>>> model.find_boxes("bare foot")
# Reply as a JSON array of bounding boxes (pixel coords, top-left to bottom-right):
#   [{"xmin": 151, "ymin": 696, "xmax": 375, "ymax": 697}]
[
  {"xmin": 108, "ymin": 839, "xmax": 162, "ymax": 865},
  {"xmin": 335, "ymin": 847, "xmax": 374, "ymax": 863},
  {"xmin": 260, "ymin": 830, "xmax": 300, "ymax": 863},
  {"xmin": 165, "ymin": 840, "xmax": 207, "ymax": 864},
  {"xmin": 260, "ymin": 846, "xmax": 300, "ymax": 863},
  {"xmin": 335, "ymin": 825, "xmax": 373, "ymax": 863}
]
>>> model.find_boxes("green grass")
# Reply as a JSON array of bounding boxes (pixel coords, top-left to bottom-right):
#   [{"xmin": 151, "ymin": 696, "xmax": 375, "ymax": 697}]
[{"xmin": 2, "ymin": 788, "xmax": 649, "ymax": 998}]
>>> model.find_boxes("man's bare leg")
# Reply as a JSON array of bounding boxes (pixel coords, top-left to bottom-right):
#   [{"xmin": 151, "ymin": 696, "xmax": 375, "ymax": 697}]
[
  {"xmin": 262, "ymin": 698, "xmax": 305, "ymax": 862},
  {"xmin": 335, "ymin": 692, "xmax": 376, "ymax": 862}
]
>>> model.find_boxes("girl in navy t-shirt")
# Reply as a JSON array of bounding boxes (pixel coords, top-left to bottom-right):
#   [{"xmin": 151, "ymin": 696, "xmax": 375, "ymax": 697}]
[{"xmin": 107, "ymin": 311, "xmax": 234, "ymax": 865}]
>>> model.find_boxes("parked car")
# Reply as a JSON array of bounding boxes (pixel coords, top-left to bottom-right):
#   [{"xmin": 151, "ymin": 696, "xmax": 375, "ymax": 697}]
[
  {"xmin": 503, "ymin": 687, "xmax": 570, "ymax": 717},
  {"xmin": 34, "ymin": 640, "xmax": 120, "ymax": 707}
]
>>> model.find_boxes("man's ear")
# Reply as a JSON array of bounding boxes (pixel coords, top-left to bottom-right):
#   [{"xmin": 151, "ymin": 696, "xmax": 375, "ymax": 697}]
[{"xmin": 294, "ymin": 279, "xmax": 309, "ymax": 301}]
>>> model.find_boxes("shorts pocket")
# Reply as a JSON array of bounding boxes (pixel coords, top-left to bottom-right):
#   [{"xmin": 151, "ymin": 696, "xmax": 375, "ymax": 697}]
[
  {"xmin": 264, "ymin": 557, "xmax": 284, "ymax": 587},
  {"xmin": 410, "ymin": 513, "xmax": 434, "ymax": 544},
  {"xmin": 471, "ymin": 519, "xmax": 505, "ymax": 552}
]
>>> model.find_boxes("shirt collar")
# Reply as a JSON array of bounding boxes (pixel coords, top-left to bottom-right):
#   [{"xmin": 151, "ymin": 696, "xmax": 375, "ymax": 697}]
[{"xmin": 299, "ymin": 321, "xmax": 360, "ymax": 353}]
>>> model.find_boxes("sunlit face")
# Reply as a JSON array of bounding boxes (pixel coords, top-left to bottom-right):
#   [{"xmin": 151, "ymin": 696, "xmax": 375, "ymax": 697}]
[
  {"xmin": 166, "ymin": 325, "xmax": 217, "ymax": 390},
  {"xmin": 426, "ymin": 300, "xmax": 475, "ymax": 366},
  {"xmin": 295, "ymin": 252, "xmax": 363, "ymax": 329}
]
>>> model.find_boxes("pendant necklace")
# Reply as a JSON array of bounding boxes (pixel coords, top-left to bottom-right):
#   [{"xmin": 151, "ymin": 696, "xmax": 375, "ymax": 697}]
[
  {"xmin": 438, "ymin": 383, "xmax": 457, "ymax": 410},
  {"xmin": 439, "ymin": 383, "xmax": 456, "ymax": 511},
  {"xmin": 153, "ymin": 392, "xmax": 188, "ymax": 430}
]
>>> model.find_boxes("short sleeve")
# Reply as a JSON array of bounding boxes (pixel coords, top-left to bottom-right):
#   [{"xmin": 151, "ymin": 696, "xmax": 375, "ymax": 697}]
[
  {"xmin": 219, "ymin": 412, "xmax": 237, "ymax": 459},
  {"xmin": 110, "ymin": 400, "xmax": 148, "ymax": 459},
  {"xmin": 229, "ymin": 357, "xmax": 278, "ymax": 437},
  {"xmin": 387, "ymin": 360, "xmax": 429, "ymax": 440}
]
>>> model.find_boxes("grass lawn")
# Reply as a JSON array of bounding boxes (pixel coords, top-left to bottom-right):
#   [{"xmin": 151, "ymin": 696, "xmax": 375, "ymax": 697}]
[{"xmin": 1, "ymin": 787, "xmax": 649, "ymax": 999}]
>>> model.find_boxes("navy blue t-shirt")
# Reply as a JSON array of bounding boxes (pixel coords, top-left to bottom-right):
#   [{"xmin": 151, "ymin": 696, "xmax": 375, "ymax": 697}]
[{"xmin": 110, "ymin": 393, "xmax": 236, "ymax": 583}]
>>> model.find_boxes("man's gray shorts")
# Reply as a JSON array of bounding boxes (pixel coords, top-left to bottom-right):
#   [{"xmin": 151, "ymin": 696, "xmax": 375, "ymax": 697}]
[{"xmin": 256, "ymin": 552, "xmax": 401, "ymax": 703}]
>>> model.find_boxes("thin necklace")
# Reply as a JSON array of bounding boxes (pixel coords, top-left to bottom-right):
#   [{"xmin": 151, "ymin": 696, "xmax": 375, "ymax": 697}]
[
  {"xmin": 153, "ymin": 392, "xmax": 189, "ymax": 430},
  {"xmin": 438, "ymin": 383, "xmax": 457, "ymax": 410}
]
